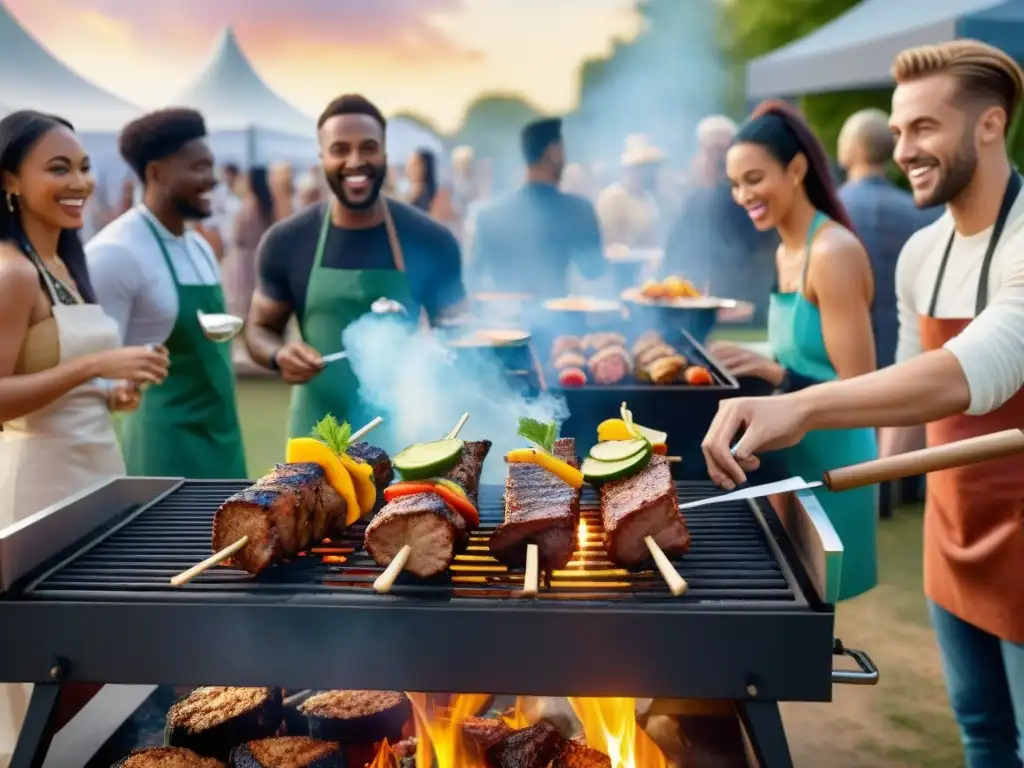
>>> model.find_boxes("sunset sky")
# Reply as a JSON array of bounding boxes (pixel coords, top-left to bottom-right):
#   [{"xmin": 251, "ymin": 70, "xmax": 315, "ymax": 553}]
[{"xmin": 5, "ymin": 0, "xmax": 643, "ymax": 132}]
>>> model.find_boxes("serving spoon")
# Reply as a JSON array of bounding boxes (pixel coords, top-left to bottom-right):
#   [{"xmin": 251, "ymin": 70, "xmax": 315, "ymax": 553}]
[{"xmin": 197, "ymin": 310, "xmax": 244, "ymax": 342}]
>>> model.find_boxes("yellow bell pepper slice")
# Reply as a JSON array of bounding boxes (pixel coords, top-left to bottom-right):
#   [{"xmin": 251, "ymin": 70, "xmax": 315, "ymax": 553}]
[
  {"xmin": 286, "ymin": 437, "xmax": 361, "ymax": 526},
  {"xmin": 597, "ymin": 418, "xmax": 633, "ymax": 442},
  {"xmin": 506, "ymin": 448, "xmax": 585, "ymax": 489},
  {"xmin": 338, "ymin": 452, "xmax": 376, "ymax": 516}
]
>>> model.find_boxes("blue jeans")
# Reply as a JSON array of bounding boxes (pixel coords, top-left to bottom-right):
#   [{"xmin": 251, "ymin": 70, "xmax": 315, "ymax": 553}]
[{"xmin": 930, "ymin": 601, "xmax": 1024, "ymax": 767}]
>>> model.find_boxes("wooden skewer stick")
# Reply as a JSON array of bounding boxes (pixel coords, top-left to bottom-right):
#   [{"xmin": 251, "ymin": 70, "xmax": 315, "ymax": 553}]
[
  {"xmin": 350, "ymin": 416, "xmax": 383, "ymax": 443},
  {"xmin": 373, "ymin": 544, "xmax": 412, "ymax": 593},
  {"xmin": 645, "ymin": 535, "xmax": 688, "ymax": 596},
  {"xmin": 446, "ymin": 412, "xmax": 470, "ymax": 440},
  {"xmin": 666, "ymin": 456, "xmax": 682, "ymax": 464},
  {"xmin": 170, "ymin": 416, "xmax": 385, "ymax": 587},
  {"xmin": 522, "ymin": 543, "xmax": 540, "ymax": 598},
  {"xmin": 171, "ymin": 536, "xmax": 248, "ymax": 586}
]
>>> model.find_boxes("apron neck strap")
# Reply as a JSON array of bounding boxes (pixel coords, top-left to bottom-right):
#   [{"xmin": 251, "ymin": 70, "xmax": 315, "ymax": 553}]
[
  {"xmin": 928, "ymin": 170, "xmax": 1022, "ymax": 317},
  {"xmin": 316, "ymin": 200, "xmax": 407, "ymax": 273}
]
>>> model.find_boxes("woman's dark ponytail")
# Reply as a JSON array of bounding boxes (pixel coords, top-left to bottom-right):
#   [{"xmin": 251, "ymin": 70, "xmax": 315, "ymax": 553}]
[{"xmin": 735, "ymin": 100, "xmax": 856, "ymax": 234}]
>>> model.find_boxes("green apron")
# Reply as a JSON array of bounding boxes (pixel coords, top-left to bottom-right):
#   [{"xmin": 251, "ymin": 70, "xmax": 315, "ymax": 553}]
[
  {"xmin": 287, "ymin": 202, "xmax": 414, "ymax": 454},
  {"xmin": 120, "ymin": 215, "xmax": 247, "ymax": 479}
]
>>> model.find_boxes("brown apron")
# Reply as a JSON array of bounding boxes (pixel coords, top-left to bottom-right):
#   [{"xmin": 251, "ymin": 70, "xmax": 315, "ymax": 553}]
[{"xmin": 919, "ymin": 171, "xmax": 1024, "ymax": 643}]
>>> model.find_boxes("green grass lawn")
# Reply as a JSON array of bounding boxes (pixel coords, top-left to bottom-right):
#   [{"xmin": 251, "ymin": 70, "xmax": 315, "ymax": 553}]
[{"xmin": 233, "ymin": 366, "xmax": 959, "ymax": 767}]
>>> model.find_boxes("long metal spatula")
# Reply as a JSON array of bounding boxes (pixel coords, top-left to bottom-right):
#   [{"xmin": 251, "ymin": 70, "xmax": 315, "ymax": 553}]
[{"xmin": 680, "ymin": 428, "xmax": 1024, "ymax": 511}]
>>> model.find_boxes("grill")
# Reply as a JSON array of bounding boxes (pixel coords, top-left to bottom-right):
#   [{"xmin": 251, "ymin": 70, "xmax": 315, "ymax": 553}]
[
  {"xmin": 28, "ymin": 482, "xmax": 799, "ymax": 606},
  {"xmin": 0, "ymin": 476, "xmax": 877, "ymax": 768}
]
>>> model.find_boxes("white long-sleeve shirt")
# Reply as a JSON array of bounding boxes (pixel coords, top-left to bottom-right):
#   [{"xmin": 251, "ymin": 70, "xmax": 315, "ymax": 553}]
[
  {"xmin": 85, "ymin": 206, "xmax": 221, "ymax": 346},
  {"xmin": 895, "ymin": 193, "xmax": 1024, "ymax": 415}
]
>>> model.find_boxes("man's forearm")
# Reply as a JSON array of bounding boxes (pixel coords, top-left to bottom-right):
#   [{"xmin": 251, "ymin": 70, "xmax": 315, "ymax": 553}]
[
  {"xmin": 796, "ymin": 349, "xmax": 971, "ymax": 431},
  {"xmin": 245, "ymin": 324, "xmax": 286, "ymax": 369}
]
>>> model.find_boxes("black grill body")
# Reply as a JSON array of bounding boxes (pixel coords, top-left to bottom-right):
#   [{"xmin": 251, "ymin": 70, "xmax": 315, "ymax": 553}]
[
  {"xmin": 0, "ymin": 480, "xmax": 833, "ymax": 699},
  {"xmin": 0, "ymin": 479, "xmax": 844, "ymax": 768}
]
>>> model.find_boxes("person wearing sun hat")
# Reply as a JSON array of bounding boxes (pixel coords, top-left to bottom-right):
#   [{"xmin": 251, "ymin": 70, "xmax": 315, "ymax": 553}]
[{"xmin": 595, "ymin": 134, "xmax": 665, "ymax": 248}]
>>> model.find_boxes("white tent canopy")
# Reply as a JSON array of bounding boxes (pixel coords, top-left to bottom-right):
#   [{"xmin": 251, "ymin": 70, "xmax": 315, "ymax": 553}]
[
  {"xmin": 746, "ymin": 0, "xmax": 1024, "ymax": 99},
  {"xmin": 0, "ymin": 1, "xmax": 140, "ymax": 131},
  {"xmin": 171, "ymin": 27, "xmax": 317, "ymax": 166}
]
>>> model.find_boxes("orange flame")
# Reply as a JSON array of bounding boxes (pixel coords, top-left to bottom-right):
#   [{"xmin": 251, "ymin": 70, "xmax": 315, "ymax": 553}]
[
  {"xmin": 569, "ymin": 697, "xmax": 669, "ymax": 768},
  {"xmin": 370, "ymin": 694, "xmax": 668, "ymax": 768},
  {"xmin": 407, "ymin": 693, "xmax": 491, "ymax": 767},
  {"xmin": 366, "ymin": 738, "xmax": 395, "ymax": 768}
]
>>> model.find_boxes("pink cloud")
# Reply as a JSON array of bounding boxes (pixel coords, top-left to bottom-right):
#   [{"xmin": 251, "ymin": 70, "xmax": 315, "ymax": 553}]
[{"xmin": 43, "ymin": 0, "xmax": 480, "ymax": 60}]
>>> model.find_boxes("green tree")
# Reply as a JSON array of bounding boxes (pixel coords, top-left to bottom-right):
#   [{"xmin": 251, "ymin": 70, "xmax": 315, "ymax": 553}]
[
  {"xmin": 723, "ymin": 0, "xmax": 899, "ymax": 180},
  {"xmin": 452, "ymin": 93, "xmax": 543, "ymax": 185}
]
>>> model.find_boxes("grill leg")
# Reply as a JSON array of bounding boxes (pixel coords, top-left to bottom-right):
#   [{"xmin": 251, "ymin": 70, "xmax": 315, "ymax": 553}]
[
  {"xmin": 737, "ymin": 701, "xmax": 792, "ymax": 768},
  {"xmin": 8, "ymin": 684, "xmax": 60, "ymax": 768}
]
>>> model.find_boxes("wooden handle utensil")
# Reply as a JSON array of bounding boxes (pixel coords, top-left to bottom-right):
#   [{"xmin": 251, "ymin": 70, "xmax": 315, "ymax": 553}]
[{"xmin": 824, "ymin": 429, "xmax": 1024, "ymax": 491}]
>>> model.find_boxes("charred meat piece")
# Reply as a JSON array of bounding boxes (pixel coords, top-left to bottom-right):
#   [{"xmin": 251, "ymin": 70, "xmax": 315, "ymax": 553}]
[
  {"xmin": 364, "ymin": 493, "xmax": 468, "ymax": 577},
  {"xmin": 461, "ymin": 717, "xmax": 514, "ymax": 762},
  {"xmin": 631, "ymin": 330, "xmax": 664, "ymax": 358},
  {"xmin": 486, "ymin": 720, "xmax": 567, "ymax": 768},
  {"xmin": 165, "ymin": 688, "xmax": 283, "ymax": 761},
  {"xmin": 443, "ymin": 439, "xmax": 492, "ymax": 504},
  {"xmin": 299, "ymin": 690, "xmax": 410, "ymax": 746},
  {"xmin": 646, "ymin": 355, "xmax": 687, "ymax": 385},
  {"xmin": 635, "ymin": 343, "xmax": 677, "ymax": 369},
  {"xmin": 212, "ymin": 464, "xmax": 345, "ymax": 575},
  {"xmin": 363, "ymin": 441, "xmax": 491, "ymax": 578},
  {"xmin": 588, "ymin": 346, "xmax": 632, "ymax": 386},
  {"xmin": 346, "ymin": 442, "xmax": 394, "ymax": 516},
  {"xmin": 229, "ymin": 737, "xmax": 341, "ymax": 768},
  {"xmin": 600, "ymin": 455, "xmax": 690, "ymax": 565},
  {"xmin": 554, "ymin": 741, "xmax": 612, "ymax": 768},
  {"xmin": 113, "ymin": 747, "xmax": 225, "ymax": 768},
  {"xmin": 490, "ymin": 438, "xmax": 581, "ymax": 571}
]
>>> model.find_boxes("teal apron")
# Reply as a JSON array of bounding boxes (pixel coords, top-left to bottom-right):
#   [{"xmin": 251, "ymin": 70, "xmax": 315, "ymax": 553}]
[
  {"xmin": 287, "ymin": 202, "xmax": 414, "ymax": 453},
  {"xmin": 120, "ymin": 216, "xmax": 247, "ymax": 479},
  {"xmin": 767, "ymin": 211, "xmax": 878, "ymax": 601}
]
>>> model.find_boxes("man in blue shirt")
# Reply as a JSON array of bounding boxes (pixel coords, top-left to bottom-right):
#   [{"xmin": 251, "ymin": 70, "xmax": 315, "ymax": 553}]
[
  {"xmin": 838, "ymin": 108, "xmax": 940, "ymax": 369},
  {"xmin": 470, "ymin": 118, "xmax": 607, "ymax": 297}
]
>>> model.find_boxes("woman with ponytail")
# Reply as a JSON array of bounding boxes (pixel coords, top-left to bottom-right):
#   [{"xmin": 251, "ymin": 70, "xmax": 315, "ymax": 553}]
[{"xmin": 708, "ymin": 101, "xmax": 879, "ymax": 601}]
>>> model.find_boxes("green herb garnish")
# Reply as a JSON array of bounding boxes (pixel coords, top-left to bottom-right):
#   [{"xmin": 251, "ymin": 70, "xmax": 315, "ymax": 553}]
[
  {"xmin": 312, "ymin": 414, "xmax": 352, "ymax": 455},
  {"xmin": 517, "ymin": 417, "xmax": 559, "ymax": 454}
]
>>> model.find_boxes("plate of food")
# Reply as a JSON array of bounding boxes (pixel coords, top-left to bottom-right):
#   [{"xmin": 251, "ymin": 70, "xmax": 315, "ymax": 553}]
[
  {"xmin": 622, "ymin": 275, "xmax": 739, "ymax": 310},
  {"xmin": 446, "ymin": 328, "xmax": 532, "ymax": 348}
]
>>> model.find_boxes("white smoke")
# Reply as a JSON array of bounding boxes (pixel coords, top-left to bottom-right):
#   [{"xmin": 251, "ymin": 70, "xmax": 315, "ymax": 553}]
[{"xmin": 342, "ymin": 315, "xmax": 568, "ymax": 485}]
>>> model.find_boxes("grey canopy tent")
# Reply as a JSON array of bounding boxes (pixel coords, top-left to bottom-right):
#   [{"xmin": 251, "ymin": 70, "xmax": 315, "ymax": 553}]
[{"xmin": 747, "ymin": 0, "xmax": 1024, "ymax": 99}]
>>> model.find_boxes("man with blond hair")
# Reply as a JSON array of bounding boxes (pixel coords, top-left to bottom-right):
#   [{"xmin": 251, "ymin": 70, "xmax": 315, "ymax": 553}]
[{"xmin": 701, "ymin": 39, "xmax": 1024, "ymax": 765}]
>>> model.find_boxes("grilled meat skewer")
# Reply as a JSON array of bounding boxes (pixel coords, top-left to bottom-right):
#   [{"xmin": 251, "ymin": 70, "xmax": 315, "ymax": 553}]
[
  {"xmin": 599, "ymin": 455, "xmax": 690, "ymax": 565},
  {"xmin": 489, "ymin": 438, "xmax": 582, "ymax": 571},
  {"xmin": 364, "ymin": 440, "xmax": 492, "ymax": 578},
  {"xmin": 213, "ymin": 463, "xmax": 346, "ymax": 575}
]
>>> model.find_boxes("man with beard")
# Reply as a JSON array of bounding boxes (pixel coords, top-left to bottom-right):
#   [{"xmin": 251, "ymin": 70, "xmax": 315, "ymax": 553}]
[
  {"xmin": 470, "ymin": 118, "xmax": 606, "ymax": 297},
  {"xmin": 87, "ymin": 108, "xmax": 246, "ymax": 479},
  {"xmin": 245, "ymin": 94, "xmax": 465, "ymax": 443},
  {"xmin": 701, "ymin": 40, "xmax": 1024, "ymax": 764}
]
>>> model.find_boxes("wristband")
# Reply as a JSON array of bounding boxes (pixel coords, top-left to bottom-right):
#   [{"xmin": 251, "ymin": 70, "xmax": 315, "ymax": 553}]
[{"xmin": 268, "ymin": 349, "xmax": 281, "ymax": 372}]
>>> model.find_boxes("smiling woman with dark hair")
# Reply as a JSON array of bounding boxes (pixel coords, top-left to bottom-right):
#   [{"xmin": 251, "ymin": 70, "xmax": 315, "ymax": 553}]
[
  {"xmin": 707, "ymin": 100, "xmax": 880, "ymax": 602},
  {"xmin": 0, "ymin": 109, "xmax": 169, "ymax": 762},
  {"xmin": 86, "ymin": 107, "xmax": 246, "ymax": 481}
]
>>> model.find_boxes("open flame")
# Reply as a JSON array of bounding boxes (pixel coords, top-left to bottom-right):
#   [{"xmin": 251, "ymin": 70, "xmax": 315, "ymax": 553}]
[
  {"xmin": 569, "ymin": 697, "xmax": 669, "ymax": 768},
  {"xmin": 377, "ymin": 694, "xmax": 667, "ymax": 767}
]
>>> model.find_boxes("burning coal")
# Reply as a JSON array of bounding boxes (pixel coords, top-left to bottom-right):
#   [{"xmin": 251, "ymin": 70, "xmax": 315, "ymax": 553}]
[{"xmin": 342, "ymin": 314, "xmax": 567, "ymax": 485}]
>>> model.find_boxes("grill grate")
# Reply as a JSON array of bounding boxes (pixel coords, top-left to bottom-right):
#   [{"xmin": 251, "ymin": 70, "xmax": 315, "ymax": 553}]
[{"xmin": 23, "ymin": 480, "xmax": 801, "ymax": 607}]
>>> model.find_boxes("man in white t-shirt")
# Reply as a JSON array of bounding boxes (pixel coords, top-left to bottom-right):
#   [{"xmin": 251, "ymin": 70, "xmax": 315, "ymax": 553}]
[
  {"xmin": 86, "ymin": 108, "xmax": 246, "ymax": 481},
  {"xmin": 701, "ymin": 40, "xmax": 1024, "ymax": 765}
]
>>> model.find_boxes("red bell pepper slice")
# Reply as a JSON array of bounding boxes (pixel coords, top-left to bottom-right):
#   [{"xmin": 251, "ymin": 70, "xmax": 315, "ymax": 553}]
[{"xmin": 382, "ymin": 481, "xmax": 480, "ymax": 527}]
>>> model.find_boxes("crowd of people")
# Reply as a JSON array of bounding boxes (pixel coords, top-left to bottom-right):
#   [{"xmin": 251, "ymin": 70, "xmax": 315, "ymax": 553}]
[{"xmin": 0, "ymin": 32, "xmax": 1022, "ymax": 768}]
